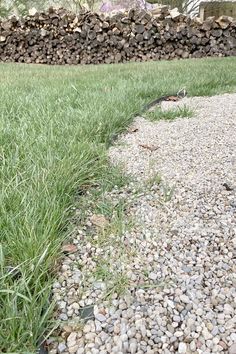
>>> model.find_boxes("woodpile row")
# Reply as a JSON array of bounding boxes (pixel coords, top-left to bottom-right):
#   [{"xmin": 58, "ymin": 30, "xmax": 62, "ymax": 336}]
[{"xmin": 0, "ymin": 7, "xmax": 235, "ymax": 65}]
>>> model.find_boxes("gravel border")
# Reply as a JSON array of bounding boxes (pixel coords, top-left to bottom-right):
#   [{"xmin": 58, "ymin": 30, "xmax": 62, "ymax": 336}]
[{"xmin": 49, "ymin": 93, "xmax": 236, "ymax": 354}]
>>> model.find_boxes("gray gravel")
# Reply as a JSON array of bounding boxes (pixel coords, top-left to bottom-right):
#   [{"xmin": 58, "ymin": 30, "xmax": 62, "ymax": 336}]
[{"xmin": 49, "ymin": 93, "xmax": 236, "ymax": 354}]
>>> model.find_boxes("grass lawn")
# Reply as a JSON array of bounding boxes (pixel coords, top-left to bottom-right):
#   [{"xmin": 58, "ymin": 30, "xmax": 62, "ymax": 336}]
[{"xmin": 0, "ymin": 58, "xmax": 236, "ymax": 352}]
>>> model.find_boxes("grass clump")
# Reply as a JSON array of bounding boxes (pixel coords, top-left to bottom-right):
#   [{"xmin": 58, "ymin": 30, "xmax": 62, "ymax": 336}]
[
  {"xmin": 0, "ymin": 57, "xmax": 236, "ymax": 352},
  {"xmin": 146, "ymin": 105, "xmax": 194, "ymax": 121}
]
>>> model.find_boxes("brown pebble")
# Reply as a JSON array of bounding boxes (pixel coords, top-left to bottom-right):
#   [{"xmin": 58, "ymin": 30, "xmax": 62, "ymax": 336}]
[
  {"xmin": 219, "ymin": 341, "xmax": 228, "ymax": 350},
  {"xmin": 196, "ymin": 340, "xmax": 203, "ymax": 349}
]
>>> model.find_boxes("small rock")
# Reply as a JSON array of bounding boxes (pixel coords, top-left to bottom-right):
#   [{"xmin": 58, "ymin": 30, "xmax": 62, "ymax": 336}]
[
  {"xmin": 95, "ymin": 313, "xmax": 106, "ymax": 322},
  {"xmin": 83, "ymin": 324, "xmax": 91, "ymax": 333},
  {"xmin": 202, "ymin": 328, "xmax": 213, "ymax": 340},
  {"xmin": 67, "ymin": 332, "xmax": 77, "ymax": 348},
  {"xmin": 175, "ymin": 331, "xmax": 184, "ymax": 338},
  {"xmin": 72, "ymin": 302, "xmax": 80, "ymax": 310},
  {"xmin": 61, "ymin": 243, "xmax": 77, "ymax": 254},
  {"xmin": 230, "ymin": 333, "xmax": 236, "ymax": 342},
  {"xmin": 59, "ymin": 301, "xmax": 67, "ymax": 310},
  {"xmin": 59, "ymin": 313, "xmax": 68, "ymax": 321},
  {"xmin": 178, "ymin": 342, "xmax": 187, "ymax": 353},
  {"xmin": 219, "ymin": 341, "xmax": 228, "ymax": 350},
  {"xmin": 58, "ymin": 343, "xmax": 67, "ymax": 353},
  {"xmin": 190, "ymin": 341, "xmax": 196, "ymax": 351},
  {"xmin": 29, "ymin": 7, "xmax": 37, "ymax": 16},
  {"xmin": 90, "ymin": 214, "xmax": 109, "ymax": 228},
  {"xmin": 224, "ymin": 304, "xmax": 234, "ymax": 315},
  {"xmin": 229, "ymin": 343, "xmax": 236, "ymax": 354},
  {"xmin": 68, "ymin": 344, "xmax": 79, "ymax": 353},
  {"xmin": 167, "ymin": 324, "xmax": 174, "ymax": 333},
  {"xmin": 130, "ymin": 338, "xmax": 138, "ymax": 354},
  {"xmin": 85, "ymin": 332, "xmax": 96, "ymax": 341},
  {"xmin": 149, "ymin": 272, "xmax": 158, "ymax": 281},
  {"xmin": 180, "ymin": 295, "xmax": 190, "ymax": 303},
  {"xmin": 211, "ymin": 326, "xmax": 219, "ymax": 336},
  {"xmin": 173, "ymin": 315, "xmax": 181, "ymax": 322}
]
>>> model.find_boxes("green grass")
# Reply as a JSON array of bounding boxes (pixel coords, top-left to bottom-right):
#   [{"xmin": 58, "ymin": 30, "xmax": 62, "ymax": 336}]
[
  {"xmin": 145, "ymin": 105, "xmax": 194, "ymax": 121},
  {"xmin": 0, "ymin": 58, "xmax": 236, "ymax": 352}
]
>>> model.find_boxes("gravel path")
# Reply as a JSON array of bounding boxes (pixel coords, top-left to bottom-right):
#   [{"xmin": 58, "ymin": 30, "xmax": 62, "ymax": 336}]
[{"xmin": 50, "ymin": 93, "xmax": 236, "ymax": 354}]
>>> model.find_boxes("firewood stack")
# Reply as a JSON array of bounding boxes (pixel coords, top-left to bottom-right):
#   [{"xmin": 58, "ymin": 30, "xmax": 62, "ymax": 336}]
[{"xmin": 0, "ymin": 6, "xmax": 235, "ymax": 65}]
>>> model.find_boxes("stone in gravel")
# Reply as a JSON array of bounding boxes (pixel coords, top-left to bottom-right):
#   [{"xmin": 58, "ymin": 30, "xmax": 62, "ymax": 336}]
[
  {"xmin": 100, "ymin": 331, "xmax": 109, "ymax": 342},
  {"xmin": 202, "ymin": 328, "xmax": 213, "ymax": 340},
  {"xmin": 212, "ymin": 337, "xmax": 220, "ymax": 345},
  {"xmin": 68, "ymin": 345, "xmax": 79, "ymax": 353},
  {"xmin": 175, "ymin": 331, "xmax": 184, "ymax": 338},
  {"xmin": 173, "ymin": 315, "xmax": 181, "ymax": 322},
  {"xmin": 90, "ymin": 214, "xmax": 108, "ymax": 228},
  {"xmin": 59, "ymin": 301, "xmax": 67, "ymax": 309},
  {"xmin": 130, "ymin": 338, "xmax": 138, "ymax": 354},
  {"xmin": 76, "ymin": 349, "xmax": 84, "ymax": 354},
  {"xmin": 219, "ymin": 341, "xmax": 228, "ymax": 350},
  {"xmin": 178, "ymin": 342, "xmax": 187, "ymax": 353},
  {"xmin": 224, "ymin": 304, "xmax": 234, "ymax": 315},
  {"xmin": 63, "ymin": 325, "xmax": 73, "ymax": 333},
  {"xmin": 196, "ymin": 308, "xmax": 203, "ymax": 316},
  {"xmin": 167, "ymin": 324, "xmax": 175, "ymax": 333},
  {"xmin": 119, "ymin": 302, "xmax": 127, "ymax": 310},
  {"xmin": 95, "ymin": 313, "xmax": 106, "ymax": 322},
  {"xmin": 51, "ymin": 94, "xmax": 236, "ymax": 354},
  {"xmin": 206, "ymin": 339, "xmax": 213, "ymax": 348},
  {"xmin": 72, "ymin": 302, "xmax": 80, "ymax": 310},
  {"xmin": 120, "ymin": 334, "xmax": 128, "ymax": 342},
  {"xmin": 72, "ymin": 271, "xmax": 81, "ymax": 284},
  {"xmin": 230, "ymin": 333, "xmax": 236, "ymax": 342},
  {"xmin": 190, "ymin": 341, "xmax": 196, "ymax": 351},
  {"xmin": 83, "ymin": 324, "xmax": 91, "ymax": 333},
  {"xmin": 127, "ymin": 328, "xmax": 136, "ymax": 338},
  {"xmin": 229, "ymin": 344, "xmax": 236, "ymax": 354},
  {"xmin": 167, "ymin": 300, "xmax": 175, "ymax": 308},
  {"xmin": 85, "ymin": 333, "xmax": 96, "ymax": 341},
  {"xmin": 58, "ymin": 343, "xmax": 67, "ymax": 353},
  {"xmin": 179, "ymin": 295, "xmax": 190, "ymax": 303},
  {"xmin": 149, "ymin": 272, "xmax": 158, "ymax": 280},
  {"xmin": 62, "ymin": 244, "xmax": 77, "ymax": 254},
  {"xmin": 206, "ymin": 323, "xmax": 213, "ymax": 331},
  {"xmin": 67, "ymin": 332, "xmax": 77, "ymax": 342}
]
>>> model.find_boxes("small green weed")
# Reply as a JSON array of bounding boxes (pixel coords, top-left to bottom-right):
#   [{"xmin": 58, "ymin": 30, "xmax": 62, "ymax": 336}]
[
  {"xmin": 94, "ymin": 259, "xmax": 111, "ymax": 282},
  {"xmin": 145, "ymin": 173, "xmax": 162, "ymax": 188},
  {"xmin": 162, "ymin": 184, "xmax": 175, "ymax": 202},
  {"xmin": 105, "ymin": 272, "xmax": 129, "ymax": 298}
]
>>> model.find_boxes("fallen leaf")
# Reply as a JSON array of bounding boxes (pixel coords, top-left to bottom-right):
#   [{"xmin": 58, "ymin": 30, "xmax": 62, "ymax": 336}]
[
  {"xmin": 62, "ymin": 244, "xmax": 77, "ymax": 254},
  {"xmin": 139, "ymin": 144, "xmax": 159, "ymax": 152},
  {"xmin": 90, "ymin": 214, "xmax": 109, "ymax": 228}
]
